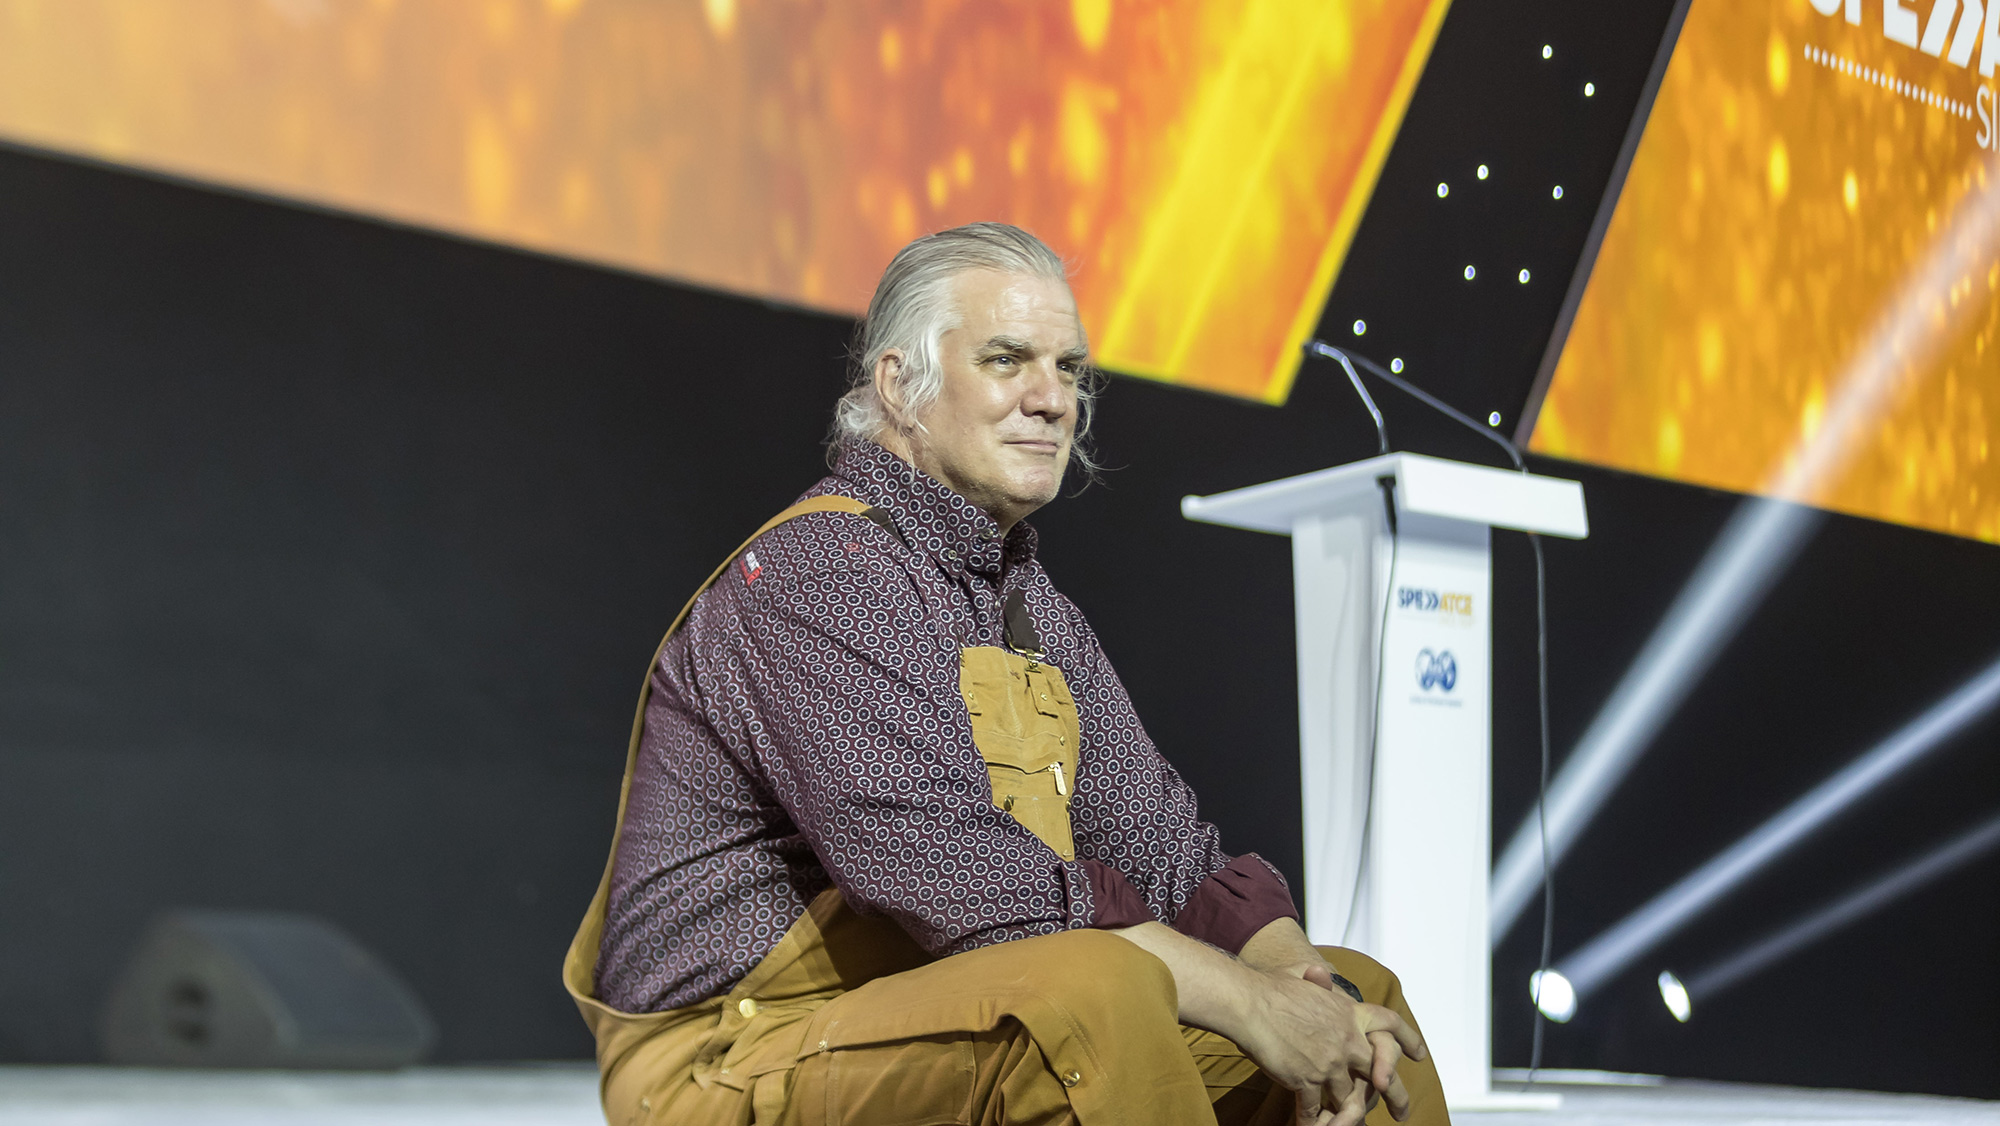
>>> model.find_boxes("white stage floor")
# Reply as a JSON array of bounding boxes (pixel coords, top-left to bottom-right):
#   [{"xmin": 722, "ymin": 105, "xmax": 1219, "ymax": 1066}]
[{"xmin": 0, "ymin": 1064, "xmax": 1994, "ymax": 1124}]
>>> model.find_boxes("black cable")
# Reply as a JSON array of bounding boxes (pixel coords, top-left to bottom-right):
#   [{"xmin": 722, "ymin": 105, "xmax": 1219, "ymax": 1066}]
[
  {"xmin": 1305, "ymin": 340, "xmax": 1558, "ymax": 1074},
  {"xmin": 1342, "ymin": 484, "xmax": 1399, "ymax": 947},
  {"xmin": 1529, "ymin": 531, "xmax": 1554, "ymax": 1078}
]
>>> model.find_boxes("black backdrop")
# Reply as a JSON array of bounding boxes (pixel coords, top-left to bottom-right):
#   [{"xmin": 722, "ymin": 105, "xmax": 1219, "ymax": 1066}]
[{"xmin": 0, "ymin": 0, "xmax": 1994, "ymax": 1097}]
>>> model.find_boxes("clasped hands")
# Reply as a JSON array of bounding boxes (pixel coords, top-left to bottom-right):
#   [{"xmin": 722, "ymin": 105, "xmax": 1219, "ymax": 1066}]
[
  {"xmin": 1235, "ymin": 957, "xmax": 1426, "ymax": 1126},
  {"xmin": 1109, "ymin": 917, "xmax": 1428, "ymax": 1126}
]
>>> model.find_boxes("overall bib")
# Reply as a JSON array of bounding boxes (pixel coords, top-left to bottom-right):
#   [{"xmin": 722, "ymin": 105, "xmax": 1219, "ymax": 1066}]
[{"xmin": 562, "ymin": 499, "xmax": 1448, "ymax": 1126}]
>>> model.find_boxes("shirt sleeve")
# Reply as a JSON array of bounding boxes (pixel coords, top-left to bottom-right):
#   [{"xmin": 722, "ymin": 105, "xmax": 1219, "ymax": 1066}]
[
  {"xmin": 1055, "ymin": 599, "xmax": 1298, "ymax": 951},
  {"xmin": 691, "ymin": 548, "xmax": 1135, "ymax": 958},
  {"xmin": 1169, "ymin": 854, "xmax": 1300, "ymax": 953},
  {"xmin": 1084, "ymin": 860, "xmax": 1154, "ymax": 929}
]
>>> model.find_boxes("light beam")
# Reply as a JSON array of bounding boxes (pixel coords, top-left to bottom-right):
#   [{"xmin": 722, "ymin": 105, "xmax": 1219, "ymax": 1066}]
[
  {"xmin": 1670, "ymin": 810, "xmax": 2000, "ymax": 1012},
  {"xmin": 1548, "ymin": 652, "xmax": 2000, "ymax": 1007}
]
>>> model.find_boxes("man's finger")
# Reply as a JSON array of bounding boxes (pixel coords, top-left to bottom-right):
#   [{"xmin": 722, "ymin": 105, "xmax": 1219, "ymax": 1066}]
[
  {"xmin": 1324, "ymin": 1063, "xmax": 1356, "ymax": 1108},
  {"xmin": 1329, "ymin": 1076, "xmax": 1372, "ymax": 1126},
  {"xmin": 1383, "ymin": 1072, "xmax": 1412, "ymax": 1123},
  {"xmin": 1293, "ymin": 1088, "xmax": 1331, "ymax": 1126},
  {"xmin": 1366, "ymin": 1028, "xmax": 1404, "ymax": 1094},
  {"xmin": 1358, "ymin": 1004, "xmax": 1428, "ymax": 1062}
]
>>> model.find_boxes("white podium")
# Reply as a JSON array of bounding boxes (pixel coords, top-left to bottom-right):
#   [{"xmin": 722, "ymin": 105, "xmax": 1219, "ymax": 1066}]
[{"xmin": 1183, "ymin": 453, "xmax": 1587, "ymax": 1111}]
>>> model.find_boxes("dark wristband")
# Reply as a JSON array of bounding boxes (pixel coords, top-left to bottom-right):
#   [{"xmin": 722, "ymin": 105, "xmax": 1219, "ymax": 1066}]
[{"xmin": 1329, "ymin": 972, "xmax": 1364, "ymax": 1003}]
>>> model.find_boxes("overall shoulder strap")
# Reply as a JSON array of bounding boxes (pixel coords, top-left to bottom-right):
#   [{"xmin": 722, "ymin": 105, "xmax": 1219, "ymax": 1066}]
[
  {"xmin": 647, "ymin": 494, "xmax": 877, "ymax": 665},
  {"xmin": 564, "ymin": 494, "xmax": 884, "ymax": 1012}
]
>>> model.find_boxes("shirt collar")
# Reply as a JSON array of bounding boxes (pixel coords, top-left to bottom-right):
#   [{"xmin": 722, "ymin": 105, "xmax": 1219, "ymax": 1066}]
[{"xmin": 831, "ymin": 441, "xmax": 1038, "ymax": 577}]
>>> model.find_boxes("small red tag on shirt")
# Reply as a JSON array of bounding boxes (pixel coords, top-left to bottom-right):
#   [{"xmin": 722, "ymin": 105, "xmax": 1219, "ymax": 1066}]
[{"xmin": 740, "ymin": 551, "xmax": 763, "ymax": 584}]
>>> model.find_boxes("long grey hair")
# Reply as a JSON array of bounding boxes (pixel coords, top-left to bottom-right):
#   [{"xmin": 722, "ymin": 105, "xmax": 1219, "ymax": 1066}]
[{"xmin": 829, "ymin": 222, "xmax": 1101, "ymax": 476}]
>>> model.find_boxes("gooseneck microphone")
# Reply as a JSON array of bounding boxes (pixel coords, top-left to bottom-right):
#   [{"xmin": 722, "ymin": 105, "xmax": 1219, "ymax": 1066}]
[
  {"xmin": 1304, "ymin": 340, "xmax": 1523, "ymax": 469},
  {"xmin": 1314, "ymin": 343, "xmax": 1392, "ymax": 456}
]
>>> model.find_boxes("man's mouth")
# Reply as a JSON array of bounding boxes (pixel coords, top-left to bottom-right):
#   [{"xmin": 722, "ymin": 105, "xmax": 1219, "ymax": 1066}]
[{"xmin": 1004, "ymin": 437, "xmax": 1062, "ymax": 453}]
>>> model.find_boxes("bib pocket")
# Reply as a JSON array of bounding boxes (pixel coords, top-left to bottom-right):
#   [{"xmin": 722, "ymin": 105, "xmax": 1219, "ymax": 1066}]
[{"xmin": 958, "ymin": 647, "xmax": 1081, "ymax": 860}]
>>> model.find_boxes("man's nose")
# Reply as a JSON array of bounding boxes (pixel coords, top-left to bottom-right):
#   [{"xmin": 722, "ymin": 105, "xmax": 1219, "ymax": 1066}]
[{"xmin": 1020, "ymin": 361, "xmax": 1072, "ymax": 419}]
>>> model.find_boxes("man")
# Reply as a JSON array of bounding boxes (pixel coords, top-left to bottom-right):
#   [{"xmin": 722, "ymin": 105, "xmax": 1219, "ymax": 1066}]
[{"xmin": 563, "ymin": 223, "xmax": 1448, "ymax": 1126}]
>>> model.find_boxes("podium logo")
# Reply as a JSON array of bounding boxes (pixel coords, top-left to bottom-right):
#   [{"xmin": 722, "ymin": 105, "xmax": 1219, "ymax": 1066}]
[
  {"xmin": 1416, "ymin": 649, "xmax": 1459, "ymax": 692},
  {"xmin": 1397, "ymin": 587, "xmax": 1474, "ymax": 618}
]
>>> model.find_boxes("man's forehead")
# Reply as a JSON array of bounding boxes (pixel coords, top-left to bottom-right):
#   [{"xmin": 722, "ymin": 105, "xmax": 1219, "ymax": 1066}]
[{"xmin": 948, "ymin": 269, "xmax": 1085, "ymax": 350}]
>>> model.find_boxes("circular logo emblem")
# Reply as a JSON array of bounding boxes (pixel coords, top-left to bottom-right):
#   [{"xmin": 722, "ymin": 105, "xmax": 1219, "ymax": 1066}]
[{"xmin": 1416, "ymin": 648, "xmax": 1458, "ymax": 692}]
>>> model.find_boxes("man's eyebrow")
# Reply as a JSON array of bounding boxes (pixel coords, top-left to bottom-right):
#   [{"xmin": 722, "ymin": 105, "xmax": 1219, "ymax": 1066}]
[
  {"xmin": 972, "ymin": 336, "xmax": 1090, "ymax": 364},
  {"xmin": 973, "ymin": 335, "xmax": 1034, "ymax": 355}
]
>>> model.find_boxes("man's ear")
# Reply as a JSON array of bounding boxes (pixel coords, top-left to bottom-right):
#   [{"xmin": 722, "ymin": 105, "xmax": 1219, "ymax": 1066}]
[{"xmin": 872, "ymin": 349, "xmax": 908, "ymax": 425}]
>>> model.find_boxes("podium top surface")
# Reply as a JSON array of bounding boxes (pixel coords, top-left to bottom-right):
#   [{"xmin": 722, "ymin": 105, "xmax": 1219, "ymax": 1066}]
[{"xmin": 1180, "ymin": 453, "xmax": 1588, "ymax": 539}]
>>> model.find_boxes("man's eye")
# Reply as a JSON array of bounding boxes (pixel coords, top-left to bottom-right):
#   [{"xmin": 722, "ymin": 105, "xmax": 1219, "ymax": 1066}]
[{"xmin": 990, "ymin": 355, "xmax": 1016, "ymax": 368}]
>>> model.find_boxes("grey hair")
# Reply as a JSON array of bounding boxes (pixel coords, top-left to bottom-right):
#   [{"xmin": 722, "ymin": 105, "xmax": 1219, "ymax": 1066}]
[{"xmin": 830, "ymin": 222, "xmax": 1101, "ymax": 477}]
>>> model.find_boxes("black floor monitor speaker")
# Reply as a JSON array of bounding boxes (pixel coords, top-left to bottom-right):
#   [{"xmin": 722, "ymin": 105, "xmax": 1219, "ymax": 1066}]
[{"xmin": 101, "ymin": 909, "xmax": 437, "ymax": 1068}]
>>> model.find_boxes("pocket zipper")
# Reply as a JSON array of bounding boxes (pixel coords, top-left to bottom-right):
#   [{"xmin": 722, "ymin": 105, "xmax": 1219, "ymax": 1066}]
[{"xmin": 1048, "ymin": 762, "xmax": 1067, "ymax": 796}]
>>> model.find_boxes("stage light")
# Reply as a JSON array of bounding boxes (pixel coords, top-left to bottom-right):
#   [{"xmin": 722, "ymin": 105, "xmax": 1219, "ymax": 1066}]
[
  {"xmin": 1518, "ymin": 268, "xmax": 1531, "ymax": 283},
  {"xmin": 1656, "ymin": 971, "xmax": 1691, "ymax": 1022},
  {"xmin": 1488, "ymin": 411, "xmax": 1502, "ymax": 426},
  {"xmin": 1543, "ymin": 652, "xmax": 2000, "ymax": 1011},
  {"xmin": 1584, "ymin": 82, "xmax": 1596, "ymax": 96},
  {"xmin": 1352, "ymin": 319, "xmax": 1366, "ymax": 335},
  {"xmin": 1676, "ymin": 810, "xmax": 2000, "ymax": 1011},
  {"xmin": 1389, "ymin": 357, "xmax": 1404, "ymax": 373},
  {"xmin": 1437, "ymin": 182, "xmax": 1449, "ymax": 198},
  {"xmin": 1529, "ymin": 970, "xmax": 1575, "ymax": 1023},
  {"xmin": 1490, "ymin": 169, "xmax": 2000, "ymax": 946},
  {"xmin": 1542, "ymin": 44, "xmax": 1553, "ymax": 59},
  {"xmin": 1552, "ymin": 185, "xmax": 1564, "ymax": 199},
  {"xmin": 1464, "ymin": 265, "xmax": 1477, "ymax": 280},
  {"xmin": 1477, "ymin": 164, "xmax": 1490, "ymax": 180}
]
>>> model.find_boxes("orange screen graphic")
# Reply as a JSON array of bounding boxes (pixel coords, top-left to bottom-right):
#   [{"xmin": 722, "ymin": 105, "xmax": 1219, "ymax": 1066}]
[
  {"xmin": 0, "ymin": 0, "xmax": 1450, "ymax": 403},
  {"xmin": 1534, "ymin": 0, "xmax": 2000, "ymax": 543}
]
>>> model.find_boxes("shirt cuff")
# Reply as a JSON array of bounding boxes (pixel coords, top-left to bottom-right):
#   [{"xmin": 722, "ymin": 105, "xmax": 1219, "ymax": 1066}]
[
  {"xmin": 1079, "ymin": 860, "xmax": 1154, "ymax": 929},
  {"xmin": 1170, "ymin": 854, "xmax": 1300, "ymax": 954}
]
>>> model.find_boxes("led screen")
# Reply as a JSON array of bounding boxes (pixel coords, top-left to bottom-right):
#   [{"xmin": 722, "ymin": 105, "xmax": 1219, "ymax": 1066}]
[
  {"xmin": 0, "ymin": 0, "xmax": 1451, "ymax": 403},
  {"xmin": 1533, "ymin": 0, "xmax": 2000, "ymax": 544}
]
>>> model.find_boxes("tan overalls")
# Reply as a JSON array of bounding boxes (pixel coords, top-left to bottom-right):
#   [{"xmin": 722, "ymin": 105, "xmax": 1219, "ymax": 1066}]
[{"xmin": 562, "ymin": 498, "xmax": 1449, "ymax": 1126}]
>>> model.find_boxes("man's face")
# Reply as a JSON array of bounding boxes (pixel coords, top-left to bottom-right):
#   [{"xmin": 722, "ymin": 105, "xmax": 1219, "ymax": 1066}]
[{"xmin": 877, "ymin": 269, "xmax": 1086, "ymax": 530}]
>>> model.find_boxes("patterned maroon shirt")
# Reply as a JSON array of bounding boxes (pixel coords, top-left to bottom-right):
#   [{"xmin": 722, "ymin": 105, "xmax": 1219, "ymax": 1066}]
[{"xmin": 595, "ymin": 441, "xmax": 1297, "ymax": 1012}]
